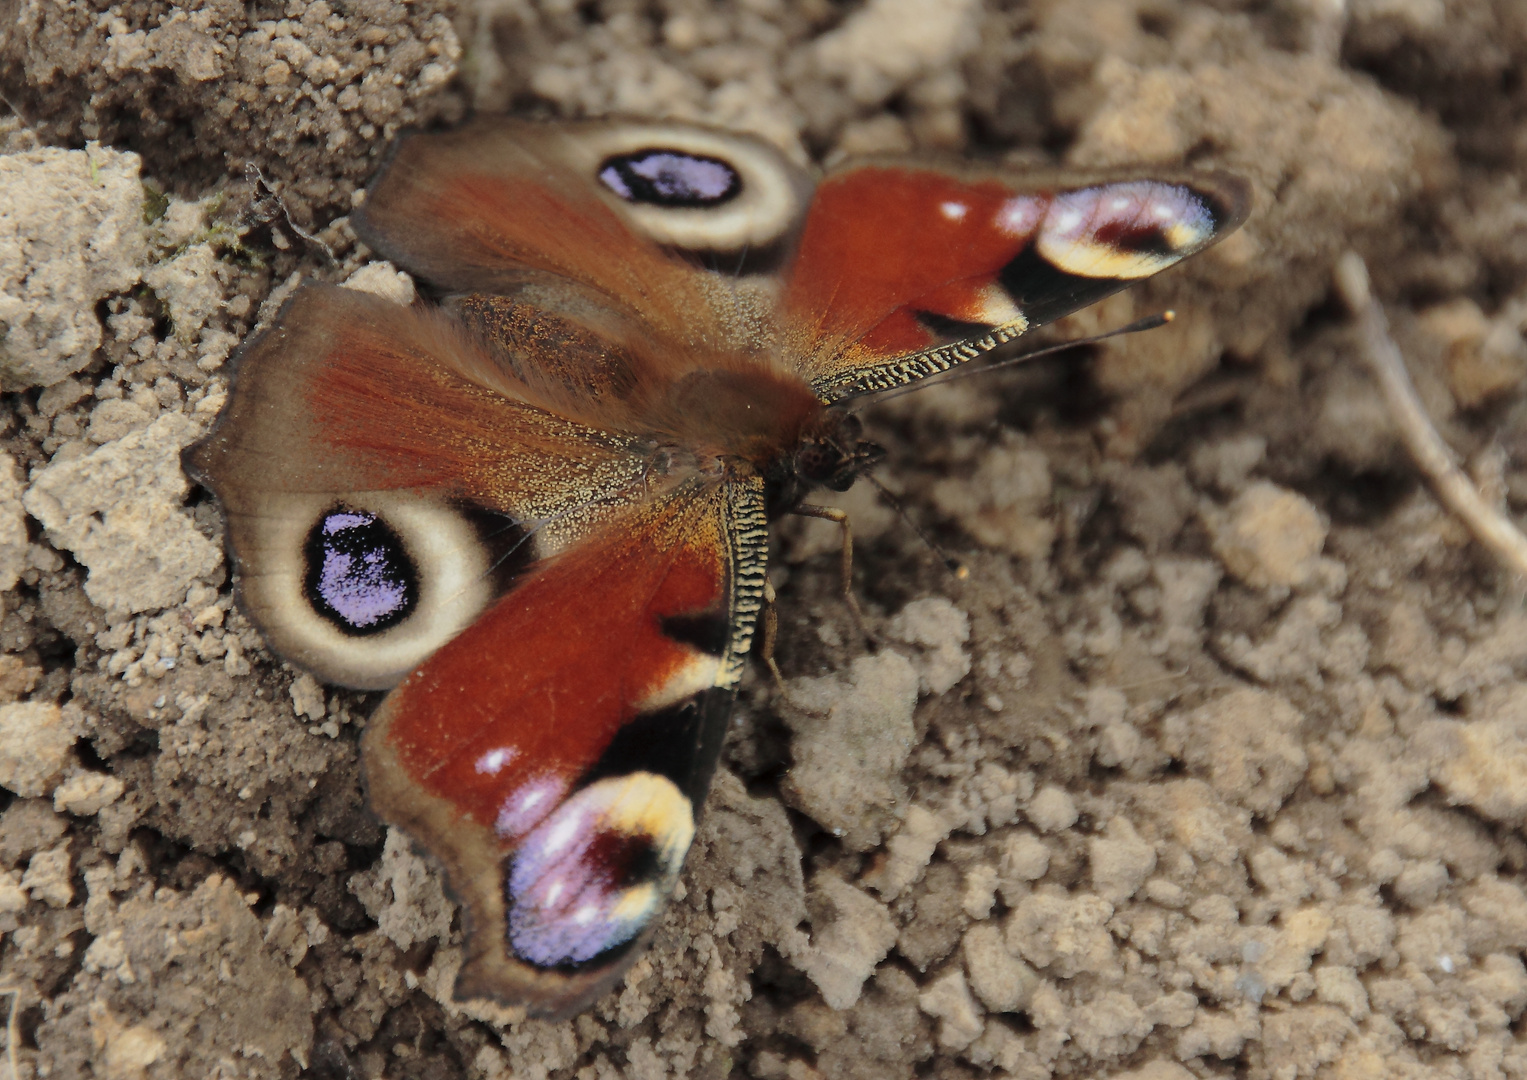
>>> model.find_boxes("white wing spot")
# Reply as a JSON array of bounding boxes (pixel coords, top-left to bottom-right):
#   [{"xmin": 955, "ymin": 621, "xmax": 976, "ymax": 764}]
[
  {"xmin": 996, "ymin": 196, "xmax": 1043, "ymax": 237},
  {"xmin": 1109, "ymin": 195, "xmax": 1134, "ymax": 214},
  {"xmin": 542, "ymin": 813, "xmax": 581, "ymax": 857},
  {"xmin": 475, "ymin": 747, "xmax": 516, "ymax": 775},
  {"xmin": 940, "ymin": 201, "xmax": 968, "ymax": 222},
  {"xmin": 496, "ymin": 776, "xmax": 563, "ymax": 839},
  {"xmin": 1053, "ymin": 207, "xmax": 1084, "ymax": 233},
  {"xmin": 573, "ymin": 904, "xmax": 600, "ymax": 926}
]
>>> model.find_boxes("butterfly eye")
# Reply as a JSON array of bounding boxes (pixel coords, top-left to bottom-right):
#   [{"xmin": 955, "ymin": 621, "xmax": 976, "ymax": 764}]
[
  {"xmin": 235, "ymin": 494, "xmax": 499, "ymax": 690},
  {"xmin": 597, "ymin": 150, "xmax": 742, "ymax": 208}
]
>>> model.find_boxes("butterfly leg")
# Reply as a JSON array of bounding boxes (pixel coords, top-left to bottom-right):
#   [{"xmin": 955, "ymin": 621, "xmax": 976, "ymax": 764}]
[
  {"xmin": 760, "ymin": 578, "xmax": 790, "ymax": 698},
  {"xmin": 791, "ymin": 504, "xmax": 874, "ymax": 648},
  {"xmin": 760, "ymin": 579, "xmax": 830, "ymax": 718}
]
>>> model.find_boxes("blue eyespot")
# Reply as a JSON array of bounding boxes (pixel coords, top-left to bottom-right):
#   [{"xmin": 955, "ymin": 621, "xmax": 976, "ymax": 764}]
[
  {"xmin": 597, "ymin": 150, "xmax": 742, "ymax": 208},
  {"xmin": 302, "ymin": 508, "xmax": 417, "ymax": 635}
]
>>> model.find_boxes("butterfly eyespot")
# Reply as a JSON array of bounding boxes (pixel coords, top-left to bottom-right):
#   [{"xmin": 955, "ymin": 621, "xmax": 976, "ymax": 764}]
[
  {"xmin": 1036, "ymin": 181, "xmax": 1219, "ymax": 280},
  {"xmin": 232, "ymin": 492, "xmax": 499, "ymax": 690},
  {"xmin": 597, "ymin": 150, "xmax": 742, "ymax": 208},
  {"xmin": 575, "ymin": 122, "xmax": 809, "ymax": 252},
  {"xmin": 303, "ymin": 508, "xmax": 417, "ymax": 635},
  {"xmin": 506, "ymin": 772, "xmax": 694, "ymax": 968}
]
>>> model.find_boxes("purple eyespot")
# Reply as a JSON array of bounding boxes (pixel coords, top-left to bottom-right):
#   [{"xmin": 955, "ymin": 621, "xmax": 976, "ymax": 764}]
[
  {"xmin": 597, "ymin": 149, "xmax": 742, "ymax": 208},
  {"xmin": 302, "ymin": 507, "xmax": 417, "ymax": 635},
  {"xmin": 504, "ymin": 773, "xmax": 694, "ymax": 969}
]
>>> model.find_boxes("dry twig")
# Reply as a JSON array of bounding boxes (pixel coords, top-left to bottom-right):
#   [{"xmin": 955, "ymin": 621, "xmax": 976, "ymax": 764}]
[
  {"xmin": 0, "ymin": 985, "xmax": 20, "ymax": 1080},
  {"xmin": 1335, "ymin": 251, "xmax": 1527, "ymax": 578}
]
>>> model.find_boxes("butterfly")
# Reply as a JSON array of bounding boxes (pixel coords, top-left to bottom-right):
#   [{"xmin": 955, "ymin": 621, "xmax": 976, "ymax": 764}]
[{"xmin": 184, "ymin": 118, "xmax": 1248, "ymax": 1017}]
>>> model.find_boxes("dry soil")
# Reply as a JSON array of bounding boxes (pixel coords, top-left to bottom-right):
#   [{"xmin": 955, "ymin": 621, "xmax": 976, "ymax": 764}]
[{"xmin": 2, "ymin": 1, "xmax": 1527, "ymax": 1078}]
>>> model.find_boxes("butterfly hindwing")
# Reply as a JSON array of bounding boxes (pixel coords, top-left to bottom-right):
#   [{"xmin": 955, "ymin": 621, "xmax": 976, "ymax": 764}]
[
  {"xmin": 353, "ymin": 118, "xmax": 814, "ymax": 358},
  {"xmin": 362, "ymin": 478, "xmax": 767, "ymax": 1016}
]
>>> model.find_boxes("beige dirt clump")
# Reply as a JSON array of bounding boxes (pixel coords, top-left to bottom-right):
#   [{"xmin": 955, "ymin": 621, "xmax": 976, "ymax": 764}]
[
  {"xmin": 59, "ymin": 873, "xmax": 316, "ymax": 1077},
  {"xmin": 1206, "ymin": 481, "xmax": 1329, "ymax": 591},
  {"xmin": 782, "ymin": 651, "xmax": 919, "ymax": 850},
  {"xmin": 0, "ymin": 146, "xmax": 146, "ymax": 389},
  {"xmin": 24, "ymin": 411, "xmax": 221, "ymax": 616},
  {"xmin": 0, "ymin": 0, "xmax": 463, "ymax": 220}
]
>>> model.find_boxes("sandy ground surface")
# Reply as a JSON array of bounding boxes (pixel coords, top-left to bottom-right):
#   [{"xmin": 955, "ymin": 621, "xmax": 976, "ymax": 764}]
[{"xmin": 1, "ymin": 0, "xmax": 1527, "ymax": 1077}]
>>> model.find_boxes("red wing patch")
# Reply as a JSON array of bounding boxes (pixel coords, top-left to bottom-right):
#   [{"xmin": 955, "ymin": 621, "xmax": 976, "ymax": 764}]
[{"xmin": 782, "ymin": 169, "xmax": 1035, "ymax": 359}]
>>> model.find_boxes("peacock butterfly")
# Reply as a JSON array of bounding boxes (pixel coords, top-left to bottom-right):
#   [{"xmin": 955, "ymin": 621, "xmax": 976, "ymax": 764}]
[{"xmin": 184, "ymin": 118, "xmax": 1248, "ymax": 1017}]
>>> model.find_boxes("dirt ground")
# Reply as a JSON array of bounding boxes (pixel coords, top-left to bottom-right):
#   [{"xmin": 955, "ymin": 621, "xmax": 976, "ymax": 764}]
[{"xmin": 1, "ymin": 0, "xmax": 1526, "ymax": 1077}]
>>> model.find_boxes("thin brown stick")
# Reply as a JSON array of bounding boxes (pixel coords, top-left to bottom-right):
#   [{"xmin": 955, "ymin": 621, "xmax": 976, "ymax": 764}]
[
  {"xmin": 1335, "ymin": 251, "xmax": 1527, "ymax": 577},
  {"xmin": 0, "ymin": 985, "xmax": 20, "ymax": 1080}
]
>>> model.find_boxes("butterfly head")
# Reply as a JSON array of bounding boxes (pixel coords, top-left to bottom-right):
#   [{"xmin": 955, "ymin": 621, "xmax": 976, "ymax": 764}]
[{"xmin": 764, "ymin": 407, "xmax": 884, "ymax": 515}]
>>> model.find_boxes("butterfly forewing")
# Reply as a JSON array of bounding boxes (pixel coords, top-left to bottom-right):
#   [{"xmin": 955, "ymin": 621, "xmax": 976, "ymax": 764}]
[{"xmin": 782, "ymin": 165, "xmax": 1250, "ymax": 400}]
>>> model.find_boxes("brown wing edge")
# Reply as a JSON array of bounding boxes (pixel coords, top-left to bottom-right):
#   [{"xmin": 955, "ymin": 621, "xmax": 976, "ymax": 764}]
[{"xmin": 359, "ymin": 476, "xmax": 768, "ymax": 1019}]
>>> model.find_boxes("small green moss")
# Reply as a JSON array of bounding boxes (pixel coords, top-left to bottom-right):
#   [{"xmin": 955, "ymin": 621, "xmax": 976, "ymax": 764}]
[
  {"xmin": 141, "ymin": 182, "xmax": 170, "ymax": 225},
  {"xmin": 204, "ymin": 223, "xmax": 265, "ymax": 269}
]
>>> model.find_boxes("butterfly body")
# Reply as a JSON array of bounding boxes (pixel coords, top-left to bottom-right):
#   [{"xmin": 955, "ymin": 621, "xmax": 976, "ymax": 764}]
[{"xmin": 186, "ymin": 117, "xmax": 1248, "ymax": 1016}]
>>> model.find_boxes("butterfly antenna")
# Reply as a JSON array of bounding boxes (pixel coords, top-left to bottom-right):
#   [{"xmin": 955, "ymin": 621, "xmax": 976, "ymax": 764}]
[
  {"xmin": 852, "ymin": 311, "xmax": 1175, "ymax": 409},
  {"xmin": 864, "ymin": 473, "xmax": 968, "ymax": 581}
]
